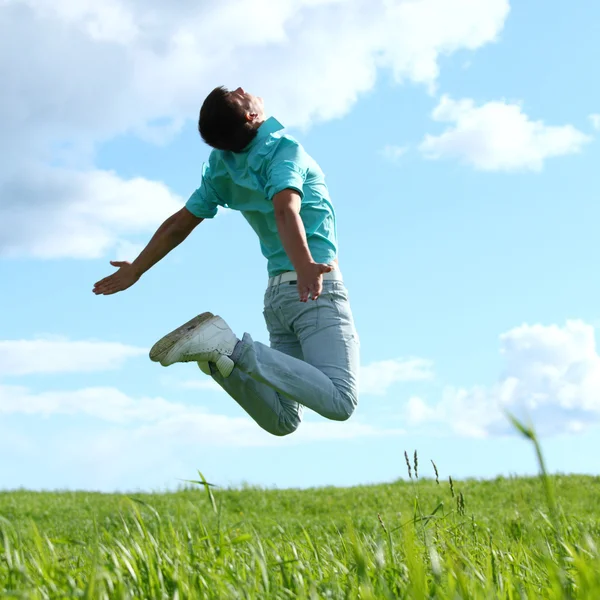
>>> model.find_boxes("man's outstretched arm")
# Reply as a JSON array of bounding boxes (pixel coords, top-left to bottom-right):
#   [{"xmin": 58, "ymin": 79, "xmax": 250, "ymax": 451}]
[{"xmin": 93, "ymin": 207, "xmax": 203, "ymax": 296}]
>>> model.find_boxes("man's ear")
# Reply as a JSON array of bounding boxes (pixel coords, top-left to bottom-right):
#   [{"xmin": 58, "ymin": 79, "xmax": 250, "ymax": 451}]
[{"xmin": 245, "ymin": 112, "xmax": 259, "ymax": 122}]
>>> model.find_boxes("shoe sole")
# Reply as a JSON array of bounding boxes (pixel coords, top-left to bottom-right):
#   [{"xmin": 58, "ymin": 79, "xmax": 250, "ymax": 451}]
[{"xmin": 149, "ymin": 312, "xmax": 215, "ymax": 364}]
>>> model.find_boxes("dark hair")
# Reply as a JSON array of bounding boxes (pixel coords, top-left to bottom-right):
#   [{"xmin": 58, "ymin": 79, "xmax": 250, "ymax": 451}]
[{"xmin": 198, "ymin": 86, "xmax": 258, "ymax": 152}]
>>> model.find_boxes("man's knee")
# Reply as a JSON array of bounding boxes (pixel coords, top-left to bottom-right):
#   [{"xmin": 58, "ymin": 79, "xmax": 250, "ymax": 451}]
[
  {"xmin": 331, "ymin": 387, "xmax": 358, "ymax": 422},
  {"xmin": 333, "ymin": 404, "xmax": 356, "ymax": 422},
  {"xmin": 270, "ymin": 414, "xmax": 301, "ymax": 437}
]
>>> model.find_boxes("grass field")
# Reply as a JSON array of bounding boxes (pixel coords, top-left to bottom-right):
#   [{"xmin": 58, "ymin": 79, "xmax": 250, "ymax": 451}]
[{"xmin": 2, "ymin": 429, "xmax": 600, "ymax": 598}]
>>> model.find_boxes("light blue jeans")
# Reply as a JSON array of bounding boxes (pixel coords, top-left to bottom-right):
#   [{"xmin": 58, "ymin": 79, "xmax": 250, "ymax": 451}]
[{"xmin": 209, "ymin": 277, "xmax": 360, "ymax": 436}]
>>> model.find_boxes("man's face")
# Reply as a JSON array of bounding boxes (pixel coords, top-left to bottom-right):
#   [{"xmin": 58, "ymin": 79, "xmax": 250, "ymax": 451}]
[{"xmin": 230, "ymin": 87, "xmax": 265, "ymax": 122}]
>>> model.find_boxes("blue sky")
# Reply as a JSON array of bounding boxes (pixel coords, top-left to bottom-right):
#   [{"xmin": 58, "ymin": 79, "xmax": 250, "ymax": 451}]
[{"xmin": 2, "ymin": 0, "xmax": 600, "ymax": 492}]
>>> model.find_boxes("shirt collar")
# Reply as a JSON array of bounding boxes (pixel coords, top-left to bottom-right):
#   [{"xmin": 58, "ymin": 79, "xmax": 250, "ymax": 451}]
[{"xmin": 246, "ymin": 116, "xmax": 284, "ymax": 149}]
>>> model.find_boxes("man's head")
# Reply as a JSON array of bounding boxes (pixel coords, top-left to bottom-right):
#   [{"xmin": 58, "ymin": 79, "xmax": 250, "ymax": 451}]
[{"xmin": 199, "ymin": 86, "xmax": 265, "ymax": 152}]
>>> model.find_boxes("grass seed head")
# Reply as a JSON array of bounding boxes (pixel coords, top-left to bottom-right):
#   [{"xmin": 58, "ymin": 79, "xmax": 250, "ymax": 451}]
[
  {"xmin": 377, "ymin": 513, "xmax": 388, "ymax": 535},
  {"xmin": 404, "ymin": 451, "xmax": 412, "ymax": 480},
  {"xmin": 431, "ymin": 460, "xmax": 439, "ymax": 484},
  {"xmin": 458, "ymin": 492, "xmax": 465, "ymax": 516}
]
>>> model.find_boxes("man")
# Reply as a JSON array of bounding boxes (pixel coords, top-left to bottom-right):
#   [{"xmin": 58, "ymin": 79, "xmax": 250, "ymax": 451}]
[{"xmin": 93, "ymin": 86, "xmax": 360, "ymax": 436}]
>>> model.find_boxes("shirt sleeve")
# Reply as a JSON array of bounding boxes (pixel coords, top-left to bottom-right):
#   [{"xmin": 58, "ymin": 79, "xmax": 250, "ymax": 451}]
[
  {"xmin": 264, "ymin": 137, "xmax": 309, "ymax": 201},
  {"xmin": 185, "ymin": 162, "xmax": 220, "ymax": 219}
]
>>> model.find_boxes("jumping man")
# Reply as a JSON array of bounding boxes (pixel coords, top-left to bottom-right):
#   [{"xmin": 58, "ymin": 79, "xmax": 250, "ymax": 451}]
[{"xmin": 93, "ymin": 86, "xmax": 360, "ymax": 436}]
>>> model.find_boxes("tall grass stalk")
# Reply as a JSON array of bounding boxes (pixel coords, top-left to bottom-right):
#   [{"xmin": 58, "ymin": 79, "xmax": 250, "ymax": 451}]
[{"xmin": 1, "ymin": 434, "xmax": 600, "ymax": 597}]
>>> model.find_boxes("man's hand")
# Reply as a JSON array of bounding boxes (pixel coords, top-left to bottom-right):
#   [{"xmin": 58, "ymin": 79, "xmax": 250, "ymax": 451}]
[
  {"xmin": 93, "ymin": 261, "xmax": 140, "ymax": 296},
  {"xmin": 296, "ymin": 261, "xmax": 333, "ymax": 302},
  {"xmin": 92, "ymin": 208, "xmax": 202, "ymax": 297}
]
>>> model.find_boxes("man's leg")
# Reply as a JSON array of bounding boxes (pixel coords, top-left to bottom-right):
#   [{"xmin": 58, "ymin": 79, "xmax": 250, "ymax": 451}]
[
  {"xmin": 207, "ymin": 300, "xmax": 304, "ymax": 437},
  {"xmin": 154, "ymin": 281, "xmax": 359, "ymax": 432},
  {"xmin": 232, "ymin": 280, "xmax": 359, "ymax": 421}
]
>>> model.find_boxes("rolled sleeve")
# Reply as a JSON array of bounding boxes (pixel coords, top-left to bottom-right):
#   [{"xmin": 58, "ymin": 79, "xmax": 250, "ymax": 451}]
[
  {"xmin": 185, "ymin": 163, "xmax": 220, "ymax": 219},
  {"xmin": 264, "ymin": 138, "xmax": 308, "ymax": 201}
]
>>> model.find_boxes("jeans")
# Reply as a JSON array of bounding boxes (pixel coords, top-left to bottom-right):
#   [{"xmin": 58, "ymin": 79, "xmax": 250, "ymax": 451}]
[{"xmin": 209, "ymin": 279, "xmax": 360, "ymax": 436}]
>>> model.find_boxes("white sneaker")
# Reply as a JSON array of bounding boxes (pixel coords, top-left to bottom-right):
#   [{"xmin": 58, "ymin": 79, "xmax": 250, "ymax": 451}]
[{"xmin": 149, "ymin": 312, "xmax": 238, "ymax": 377}]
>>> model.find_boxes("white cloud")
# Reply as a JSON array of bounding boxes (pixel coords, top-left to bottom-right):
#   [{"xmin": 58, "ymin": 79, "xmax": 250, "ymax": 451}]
[
  {"xmin": 360, "ymin": 358, "xmax": 434, "ymax": 396},
  {"xmin": 114, "ymin": 240, "xmax": 145, "ymax": 262},
  {"xmin": 382, "ymin": 145, "xmax": 409, "ymax": 163},
  {"xmin": 0, "ymin": 414, "xmax": 401, "ymax": 491},
  {"xmin": 134, "ymin": 413, "xmax": 401, "ymax": 447},
  {"xmin": 406, "ymin": 396, "xmax": 437, "ymax": 424},
  {"xmin": 2, "ymin": 0, "xmax": 510, "ymax": 134},
  {"xmin": 420, "ymin": 95, "xmax": 591, "ymax": 172},
  {"xmin": 0, "ymin": 338, "xmax": 146, "ymax": 377},
  {"xmin": 1, "ymin": 0, "xmax": 509, "ymax": 259},
  {"xmin": 0, "ymin": 383, "xmax": 401, "ymax": 446},
  {"xmin": 0, "ymin": 385, "xmax": 183, "ymax": 422},
  {"xmin": 0, "ymin": 167, "xmax": 182, "ymax": 259},
  {"xmin": 589, "ymin": 114, "xmax": 600, "ymax": 131},
  {"xmin": 407, "ymin": 320, "xmax": 600, "ymax": 437}
]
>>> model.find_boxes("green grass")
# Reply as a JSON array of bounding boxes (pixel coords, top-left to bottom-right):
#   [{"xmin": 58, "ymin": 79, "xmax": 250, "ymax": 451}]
[{"xmin": 2, "ymin": 430, "xmax": 600, "ymax": 598}]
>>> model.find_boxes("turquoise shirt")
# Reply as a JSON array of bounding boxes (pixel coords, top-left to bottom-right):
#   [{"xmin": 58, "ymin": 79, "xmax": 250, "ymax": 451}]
[{"xmin": 185, "ymin": 117, "xmax": 338, "ymax": 277}]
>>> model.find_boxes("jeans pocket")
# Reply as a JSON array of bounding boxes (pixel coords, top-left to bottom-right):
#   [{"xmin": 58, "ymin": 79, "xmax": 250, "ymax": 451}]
[
  {"xmin": 321, "ymin": 282, "xmax": 358, "ymax": 343},
  {"xmin": 263, "ymin": 304, "xmax": 282, "ymax": 334}
]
